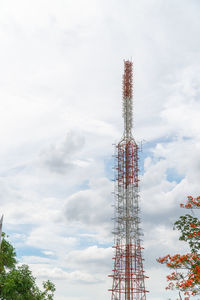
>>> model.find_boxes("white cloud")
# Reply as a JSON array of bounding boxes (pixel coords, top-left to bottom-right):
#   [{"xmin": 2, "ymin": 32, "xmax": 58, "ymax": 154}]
[
  {"xmin": 28, "ymin": 262, "xmax": 103, "ymax": 284},
  {"xmin": 0, "ymin": 0, "xmax": 200, "ymax": 299},
  {"xmin": 64, "ymin": 246, "xmax": 113, "ymax": 273},
  {"xmin": 26, "ymin": 226, "xmax": 77, "ymax": 251},
  {"xmin": 39, "ymin": 131, "xmax": 85, "ymax": 174}
]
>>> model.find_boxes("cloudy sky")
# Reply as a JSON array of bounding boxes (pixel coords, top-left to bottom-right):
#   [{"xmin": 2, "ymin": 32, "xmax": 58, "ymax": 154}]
[{"xmin": 0, "ymin": 0, "xmax": 200, "ymax": 299}]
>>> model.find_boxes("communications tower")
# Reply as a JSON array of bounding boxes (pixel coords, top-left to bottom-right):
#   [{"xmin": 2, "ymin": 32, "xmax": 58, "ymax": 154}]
[{"xmin": 109, "ymin": 61, "xmax": 148, "ymax": 299}]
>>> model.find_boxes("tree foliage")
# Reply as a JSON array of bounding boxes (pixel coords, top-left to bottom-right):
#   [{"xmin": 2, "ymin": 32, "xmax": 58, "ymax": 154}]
[
  {"xmin": 157, "ymin": 196, "xmax": 200, "ymax": 298},
  {"xmin": 0, "ymin": 233, "xmax": 55, "ymax": 300},
  {"xmin": 0, "ymin": 233, "xmax": 16, "ymax": 273},
  {"xmin": 174, "ymin": 214, "xmax": 200, "ymax": 253}
]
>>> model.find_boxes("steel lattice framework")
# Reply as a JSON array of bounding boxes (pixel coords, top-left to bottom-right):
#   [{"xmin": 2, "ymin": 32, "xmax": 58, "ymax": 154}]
[{"xmin": 109, "ymin": 61, "xmax": 148, "ymax": 300}]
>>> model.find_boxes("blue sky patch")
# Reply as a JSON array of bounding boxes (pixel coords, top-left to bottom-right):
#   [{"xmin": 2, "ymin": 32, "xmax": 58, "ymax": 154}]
[
  {"xmin": 16, "ymin": 246, "xmax": 49, "ymax": 260},
  {"xmin": 166, "ymin": 168, "xmax": 184, "ymax": 183}
]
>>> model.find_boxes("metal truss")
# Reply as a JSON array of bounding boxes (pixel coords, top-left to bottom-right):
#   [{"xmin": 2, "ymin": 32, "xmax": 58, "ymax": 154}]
[{"xmin": 109, "ymin": 61, "xmax": 148, "ymax": 300}]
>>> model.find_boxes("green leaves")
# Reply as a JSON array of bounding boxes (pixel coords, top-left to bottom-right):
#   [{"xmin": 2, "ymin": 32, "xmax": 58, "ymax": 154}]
[
  {"xmin": 42, "ymin": 280, "xmax": 56, "ymax": 300},
  {"xmin": 0, "ymin": 265, "xmax": 35, "ymax": 300},
  {"xmin": 0, "ymin": 265, "xmax": 56, "ymax": 300},
  {"xmin": 0, "ymin": 233, "xmax": 17, "ymax": 273},
  {"xmin": 174, "ymin": 214, "xmax": 200, "ymax": 253},
  {"xmin": 0, "ymin": 233, "xmax": 55, "ymax": 300}
]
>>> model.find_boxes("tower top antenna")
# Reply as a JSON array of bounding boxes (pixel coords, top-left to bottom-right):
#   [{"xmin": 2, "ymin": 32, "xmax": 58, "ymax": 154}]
[
  {"xmin": 123, "ymin": 60, "xmax": 133, "ymax": 99},
  {"xmin": 122, "ymin": 60, "xmax": 133, "ymax": 139}
]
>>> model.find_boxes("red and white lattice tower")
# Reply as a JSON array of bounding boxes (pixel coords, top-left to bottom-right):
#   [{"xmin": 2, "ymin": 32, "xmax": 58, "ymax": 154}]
[{"xmin": 109, "ymin": 61, "xmax": 148, "ymax": 300}]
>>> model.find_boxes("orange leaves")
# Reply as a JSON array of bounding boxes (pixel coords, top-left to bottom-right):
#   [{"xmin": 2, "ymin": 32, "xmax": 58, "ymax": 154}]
[
  {"xmin": 157, "ymin": 196, "xmax": 200, "ymax": 297},
  {"xmin": 190, "ymin": 224, "xmax": 197, "ymax": 228},
  {"xmin": 180, "ymin": 196, "xmax": 200, "ymax": 209},
  {"xmin": 187, "ymin": 231, "xmax": 200, "ymax": 238},
  {"xmin": 157, "ymin": 254, "xmax": 171, "ymax": 264},
  {"xmin": 158, "ymin": 251, "xmax": 200, "ymax": 293},
  {"xmin": 158, "ymin": 253, "xmax": 200, "ymax": 271}
]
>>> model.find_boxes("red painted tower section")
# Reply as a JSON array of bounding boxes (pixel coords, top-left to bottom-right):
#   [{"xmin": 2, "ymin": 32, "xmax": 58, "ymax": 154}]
[{"xmin": 109, "ymin": 61, "xmax": 148, "ymax": 300}]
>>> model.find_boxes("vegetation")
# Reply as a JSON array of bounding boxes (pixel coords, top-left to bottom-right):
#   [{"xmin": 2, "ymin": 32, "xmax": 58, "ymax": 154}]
[
  {"xmin": 158, "ymin": 196, "xmax": 200, "ymax": 298},
  {"xmin": 0, "ymin": 232, "xmax": 55, "ymax": 300}
]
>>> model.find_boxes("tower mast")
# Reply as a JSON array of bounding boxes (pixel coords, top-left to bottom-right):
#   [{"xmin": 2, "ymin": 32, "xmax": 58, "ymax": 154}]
[{"xmin": 109, "ymin": 61, "xmax": 148, "ymax": 299}]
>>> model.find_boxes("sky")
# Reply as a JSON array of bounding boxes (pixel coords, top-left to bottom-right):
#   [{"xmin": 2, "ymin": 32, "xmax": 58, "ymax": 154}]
[{"xmin": 0, "ymin": 0, "xmax": 200, "ymax": 299}]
